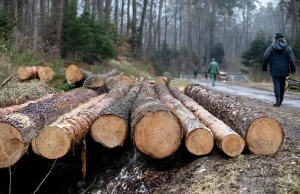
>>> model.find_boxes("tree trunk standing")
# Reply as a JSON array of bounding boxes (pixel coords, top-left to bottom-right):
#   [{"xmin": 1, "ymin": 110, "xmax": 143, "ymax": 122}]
[
  {"xmin": 147, "ymin": 0, "xmax": 154, "ymax": 52},
  {"xmin": 223, "ymin": 7, "xmax": 227, "ymax": 51},
  {"xmin": 114, "ymin": 0, "xmax": 119, "ymax": 31},
  {"xmin": 35, "ymin": 83, "xmax": 129, "ymax": 159},
  {"xmin": 131, "ymin": 82, "xmax": 182, "ymax": 159},
  {"xmin": 156, "ymin": 0, "xmax": 163, "ymax": 57},
  {"xmin": 84, "ymin": 0, "xmax": 91, "ymax": 14},
  {"xmin": 132, "ymin": 0, "xmax": 137, "ymax": 57},
  {"xmin": 137, "ymin": 0, "xmax": 148, "ymax": 57},
  {"xmin": 185, "ymin": 85, "xmax": 284, "ymax": 155},
  {"xmin": 91, "ymin": 86, "xmax": 140, "ymax": 148},
  {"xmin": 32, "ymin": 0, "xmax": 38, "ymax": 51},
  {"xmin": 179, "ymin": 3, "xmax": 182, "ymax": 49},
  {"xmin": 105, "ymin": 0, "xmax": 112, "ymax": 23},
  {"xmin": 164, "ymin": 0, "xmax": 167, "ymax": 44},
  {"xmin": 168, "ymin": 86, "xmax": 245, "ymax": 157},
  {"xmin": 174, "ymin": 0, "xmax": 177, "ymax": 50},
  {"xmin": 126, "ymin": 0, "xmax": 130, "ymax": 36},
  {"xmin": 246, "ymin": 5, "xmax": 249, "ymax": 49},
  {"xmin": 187, "ymin": 0, "xmax": 192, "ymax": 68},
  {"xmin": 291, "ymin": 0, "xmax": 298, "ymax": 36},
  {"xmin": 0, "ymin": 88, "xmax": 97, "ymax": 168},
  {"xmin": 206, "ymin": 0, "xmax": 216, "ymax": 67},
  {"xmin": 120, "ymin": 0, "xmax": 125, "ymax": 34},
  {"xmin": 55, "ymin": 0, "xmax": 64, "ymax": 56},
  {"xmin": 40, "ymin": 0, "xmax": 46, "ymax": 37},
  {"xmin": 155, "ymin": 81, "xmax": 214, "ymax": 156},
  {"xmin": 280, "ymin": 0, "xmax": 285, "ymax": 34},
  {"xmin": 97, "ymin": 0, "xmax": 104, "ymax": 21}
]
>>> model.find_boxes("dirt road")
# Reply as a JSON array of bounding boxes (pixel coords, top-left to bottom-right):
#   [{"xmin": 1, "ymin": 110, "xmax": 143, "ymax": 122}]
[{"xmin": 192, "ymin": 79, "xmax": 300, "ymax": 108}]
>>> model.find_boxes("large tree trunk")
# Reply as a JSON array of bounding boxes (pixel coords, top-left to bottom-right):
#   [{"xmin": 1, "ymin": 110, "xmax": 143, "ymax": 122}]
[
  {"xmin": 114, "ymin": 0, "xmax": 119, "ymax": 30},
  {"xmin": 147, "ymin": 0, "xmax": 154, "ymax": 52},
  {"xmin": 155, "ymin": 80, "xmax": 214, "ymax": 156},
  {"xmin": 137, "ymin": 0, "xmax": 148, "ymax": 57},
  {"xmin": 185, "ymin": 85, "xmax": 284, "ymax": 155},
  {"xmin": 104, "ymin": 0, "xmax": 112, "ymax": 23},
  {"xmin": 32, "ymin": 0, "xmax": 38, "ymax": 51},
  {"xmin": 35, "ymin": 83, "xmax": 129, "ymax": 159},
  {"xmin": 120, "ymin": 0, "xmax": 125, "ymax": 34},
  {"xmin": 169, "ymin": 86, "xmax": 245, "ymax": 157},
  {"xmin": 206, "ymin": 0, "xmax": 216, "ymax": 67},
  {"xmin": 126, "ymin": 0, "xmax": 131, "ymax": 36},
  {"xmin": 55, "ymin": 0, "xmax": 64, "ymax": 56},
  {"xmin": 131, "ymin": 82, "xmax": 182, "ymax": 159},
  {"xmin": 0, "ymin": 94, "xmax": 55, "ymax": 118},
  {"xmin": 0, "ymin": 88, "xmax": 97, "ymax": 168},
  {"xmin": 91, "ymin": 86, "xmax": 140, "ymax": 148}
]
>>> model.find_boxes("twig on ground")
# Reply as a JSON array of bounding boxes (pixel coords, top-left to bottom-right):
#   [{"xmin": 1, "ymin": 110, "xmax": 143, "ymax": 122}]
[
  {"xmin": 1, "ymin": 74, "xmax": 13, "ymax": 87},
  {"xmin": 33, "ymin": 159, "xmax": 57, "ymax": 194},
  {"xmin": 80, "ymin": 178, "xmax": 97, "ymax": 194}
]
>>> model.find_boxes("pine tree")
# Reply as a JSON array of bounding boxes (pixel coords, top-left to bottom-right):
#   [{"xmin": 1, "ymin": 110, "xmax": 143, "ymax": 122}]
[
  {"xmin": 210, "ymin": 43, "xmax": 225, "ymax": 67},
  {"xmin": 292, "ymin": 31, "xmax": 300, "ymax": 67}
]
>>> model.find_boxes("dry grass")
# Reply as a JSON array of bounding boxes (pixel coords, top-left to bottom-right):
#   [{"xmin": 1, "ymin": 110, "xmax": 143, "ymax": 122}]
[
  {"xmin": 0, "ymin": 53, "xmax": 16, "ymax": 82},
  {"xmin": 170, "ymin": 79, "xmax": 190, "ymax": 90}
]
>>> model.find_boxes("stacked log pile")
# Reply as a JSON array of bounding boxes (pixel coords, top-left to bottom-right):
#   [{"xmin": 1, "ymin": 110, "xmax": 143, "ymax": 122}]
[
  {"xmin": 185, "ymin": 84, "xmax": 284, "ymax": 155},
  {"xmin": 155, "ymin": 79, "xmax": 214, "ymax": 156},
  {"xmin": 0, "ymin": 88, "xmax": 97, "ymax": 168},
  {"xmin": 287, "ymin": 76, "xmax": 300, "ymax": 90}
]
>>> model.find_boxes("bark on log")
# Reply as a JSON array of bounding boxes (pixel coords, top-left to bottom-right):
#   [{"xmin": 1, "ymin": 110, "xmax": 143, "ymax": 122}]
[
  {"xmin": 131, "ymin": 82, "xmax": 182, "ymax": 159},
  {"xmin": 35, "ymin": 83, "xmax": 129, "ymax": 159},
  {"xmin": 185, "ymin": 84, "xmax": 284, "ymax": 155},
  {"xmin": 155, "ymin": 81, "xmax": 214, "ymax": 156},
  {"xmin": 97, "ymin": 74, "xmax": 134, "ymax": 94},
  {"xmin": 0, "ymin": 88, "xmax": 97, "ymax": 168},
  {"xmin": 65, "ymin": 64, "xmax": 93, "ymax": 84},
  {"xmin": 37, "ymin": 66, "xmax": 55, "ymax": 82},
  {"xmin": 0, "ymin": 94, "xmax": 54, "ymax": 117},
  {"xmin": 83, "ymin": 69, "xmax": 118, "ymax": 89},
  {"xmin": 169, "ymin": 86, "xmax": 245, "ymax": 157},
  {"xmin": 18, "ymin": 66, "xmax": 38, "ymax": 80},
  {"xmin": 91, "ymin": 86, "xmax": 140, "ymax": 148}
]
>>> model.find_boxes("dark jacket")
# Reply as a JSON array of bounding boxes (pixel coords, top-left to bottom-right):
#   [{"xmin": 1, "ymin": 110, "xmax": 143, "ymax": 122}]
[{"xmin": 263, "ymin": 40, "xmax": 296, "ymax": 77}]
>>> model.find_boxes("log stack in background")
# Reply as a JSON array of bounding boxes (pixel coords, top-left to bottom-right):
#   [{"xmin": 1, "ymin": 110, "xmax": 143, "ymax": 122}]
[
  {"xmin": 155, "ymin": 79, "xmax": 214, "ymax": 156},
  {"xmin": 169, "ymin": 85, "xmax": 245, "ymax": 157},
  {"xmin": 0, "ymin": 88, "xmax": 97, "ymax": 168},
  {"xmin": 131, "ymin": 82, "xmax": 183, "ymax": 159},
  {"xmin": 34, "ymin": 83, "xmax": 130, "ymax": 159},
  {"xmin": 185, "ymin": 84, "xmax": 284, "ymax": 155}
]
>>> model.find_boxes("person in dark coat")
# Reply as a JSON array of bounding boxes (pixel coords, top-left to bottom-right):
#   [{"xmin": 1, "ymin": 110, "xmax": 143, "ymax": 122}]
[
  {"xmin": 263, "ymin": 33, "xmax": 296, "ymax": 107},
  {"xmin": 193, "ymin": 66, "xmax": 198, "ymax": 79}
]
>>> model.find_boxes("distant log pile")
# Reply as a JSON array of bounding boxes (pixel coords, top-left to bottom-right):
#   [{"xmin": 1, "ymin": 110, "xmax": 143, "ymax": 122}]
[
  {"xmin": 185, "ymin": 84, "xmax": 284, "ymax": 155},
  {"xmin": 18, "ymin": 66, "xmax": 55, "ymax": 82},
  {"xmin": 286, "ymin": 76, "xmax": 300, "ymax": 90}
]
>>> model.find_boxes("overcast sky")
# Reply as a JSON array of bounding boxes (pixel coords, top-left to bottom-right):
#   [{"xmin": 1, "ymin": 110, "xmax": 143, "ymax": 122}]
[{"xmin": 258, "ymin": 0, "xmax": 279, "ymax": 7}]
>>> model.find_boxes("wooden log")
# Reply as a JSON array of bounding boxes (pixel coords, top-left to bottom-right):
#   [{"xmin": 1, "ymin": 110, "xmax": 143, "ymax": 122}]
[
  {"xmin": 0, "ymin": 88, "xmax": 97, "ymax": 168},
  {"xmin": 83, "ymin": 69, "xmax": 118, "ymax": 89},
  {"xmin": 37, "ymin": 66, "xmax": 55, "ymax": 82},
  {"xmin": 169, "ymin": 85, "xmax": 245, "ymax": 157},
  {"xmin": 35, "ymin": 83, "xmax": 129, "ymax": 159},
  {"xmin": 185, "ymin": 84, "xmax": 284, "ymax": 155},
  {"xmin": 155, "ymin": 81, "xmax": 214, "ymax": 156},
  {"xmin": 18, "ymin": 66, "xmax": 38, "ymax": 80},
  {"xmin": 65, "ymin": 64, "xmax": 92, "ymax": 84},
  {"xmin": 91, "ymin": 86, "xmax": 140, "ymax": 148},
  {"xmin": 131, "ymin": 82, "xmax": 183, "ymax": 159},
  {"xmin": 0, "ymin": 94, "xmax": 55, "ymax": 118}
]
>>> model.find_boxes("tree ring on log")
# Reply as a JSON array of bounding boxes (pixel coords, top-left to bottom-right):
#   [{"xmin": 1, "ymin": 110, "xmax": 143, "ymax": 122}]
[
  {"xmin": 134, "ymin": 110, "xmax": 182, "ymax": 159},
  {"xmin": 91, "ymin": 115, "xmax": 127, "ymax": 148},
  {"xmin": 185, "ymin": 128, "xmax": 214, "ymax": 156},
  {"xmin": 118, "ymin": 75, "xmax": 134, "ymax": 87},
  {"xmin": 0, "ymin": 123, "xmax": 24, "ymax": 168},
  {"xmin": 221, "ymin": 134, "xmax": 245, "ymax": 157},
  {"xmin": 84, "ymin": 76, "xmax": 105, "ymax": 88},
  {"xmin": 36, "ymin": 126, "xmax": 71, "ymax": 159},
  {"xmin": 246, "ymin": 116, "xmax": 284, "ymax": 155},
  {"xmin": 65, "ymin": 65, "xmax": 84, "ymax": 84},
  {"xmin": 31, "ymin": 137, "xmax": 41, "ymax": 156}
]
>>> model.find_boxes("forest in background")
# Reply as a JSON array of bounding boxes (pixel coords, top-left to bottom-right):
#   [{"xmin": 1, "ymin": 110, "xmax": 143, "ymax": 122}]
[{"xmin": 0, "ymin": 0, "xmax": 300, "ymax": 79}]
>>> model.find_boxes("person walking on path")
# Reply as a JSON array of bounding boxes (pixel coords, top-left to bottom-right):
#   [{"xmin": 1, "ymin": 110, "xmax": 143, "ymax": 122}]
[
  {"xmin": 208, "ymin": 58, "xmax": 220, "ymax": 87},
  {"xmin": 263, "ymin": 32, "xmax": 296, "ymax": 107},
  {"xmin": 193, "ymin": 66, "xmax": 198, "ymax": 79}
]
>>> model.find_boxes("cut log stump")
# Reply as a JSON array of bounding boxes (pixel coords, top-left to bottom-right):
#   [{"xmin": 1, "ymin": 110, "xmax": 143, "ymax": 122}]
[
  {"xmin": 91, "ymin": 86, "xmax": 140, "ymax": 148},
  {"xmin": 155, "ymin": 81, "xmax": 214, "ymax": 156},
  {"xmin": 37, "ymin": 66, "xmax": 55, "ymax": 82},
  {"xmin": 65, "ymin": 64, "xmax": 92, "ymax": 84},
  {"xmin": 169, "ymin": 85, "xmax": 245, "ymax": 157},
  {"xmin": 131, "ymin": 82, "xmax": 183, "ymax": 159},
  {"xmin": 18, "ymin": 66, "xmax": 38, "ymax": 80},
  {"xmin": 0, "ymin": 88, "xmax": 97, "ymax": 168},
  {"xmin": 35, "ymin": 83, "xmax": 129, "ymax": 159},
  {"xmin": 185, "ymin": 84, "xmax": 284, "ymax": 155}
]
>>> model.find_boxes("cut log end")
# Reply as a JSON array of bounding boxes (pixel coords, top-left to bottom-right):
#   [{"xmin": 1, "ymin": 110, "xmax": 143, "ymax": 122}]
[
  {"xmin": 91, "ymin": 115, "xmax": 127, "ymax": 148},
  {"xmin": 84, "ymin": 76, "xmax": 105, "ymax": 88},
  {"xmin": 246, "ymin": 116, "xmax": 284, "ymax": 155},
  {"xmin": 185, "ymin": 128, "xmax": 214, "ymax": 156},
  {"xmin": 0, "ymin": 123, "xmax": 24, "ymax": 168},
  {"xmin": 31, "ymin": 137, "xmax": 41, "ymax": 156},
  {"xmin": 36, "ymin": 126, "xmax": 71, "ymax": 159},
  {"xmin": 65, "ymin": 65, "xmax": 84, "ymax": 84},
  {"xmin": 221, "ymin": 134, "xmax": 245, "ymax": 157},
  {"xmin": 118, "ymin": 75, "xmax": 134, "ymax": 87},
  {"xmin": 37, "ymin": 66, "xmax": 55, "ymax": 82},
  {"xmin": 134, "ymin": 110, "xmax": 182, "ymax": 159},
  {"xmin": 18, "ymin": 66, "xmax": 37, "ymax": 80}
]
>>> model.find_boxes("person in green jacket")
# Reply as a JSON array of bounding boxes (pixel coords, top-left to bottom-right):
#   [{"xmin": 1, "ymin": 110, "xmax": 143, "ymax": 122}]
[{"xmin": 208, "ymin": 58, "xmax": 220, "ymax": 87}]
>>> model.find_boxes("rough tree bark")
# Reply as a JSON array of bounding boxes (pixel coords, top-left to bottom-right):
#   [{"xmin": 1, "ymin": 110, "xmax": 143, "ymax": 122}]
[
  {"xmin": 120, "ymin": 0, "xmax": 125, "ymax": 34},
  {"xmin": 137, "ymin": 0, "xmax": 148, "ymax": 57},
  {"xmin": 169, "ymin": 86, "xmax": 245, "ymax": 157},
  {"xmin": 155, "ymin": 80, "xmax": 214, "ymax": 156},
  {"xmin": 185, "ymin": 84, "xmax": 284, "ymax": 155},
  {"xmin": 91, "ymin": 86, "xmax": 140, "ymax": 148},
  {"xmin": 131, "ymin": 82, "xmax": 182, "ymax": 159},
  {"xmin": 104, "ymin": 0, "xmax": 112, "ymax": 23},
  {"xmin": 35, "ymin": 83, "xmax": 129, "ymax": 159},
  {"xmin": 0, "ymin": 88, "xmax": 97, "ymax": 168}
]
